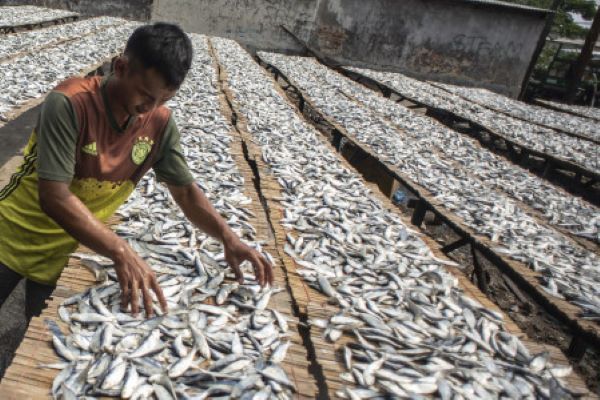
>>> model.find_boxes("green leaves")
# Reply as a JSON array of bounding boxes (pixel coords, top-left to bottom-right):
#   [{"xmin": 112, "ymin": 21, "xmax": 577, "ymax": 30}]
[{"xmin": 504, "ymin": 0, "xmax": 597, "ymax": 38}]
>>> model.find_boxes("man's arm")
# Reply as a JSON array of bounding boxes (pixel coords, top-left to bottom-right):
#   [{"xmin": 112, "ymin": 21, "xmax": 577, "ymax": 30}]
[
  {"xmin": 36, "ymin": 91, "xmax": 165, "ymax": 317},
  {"xmin": 38, "ymin": 179, "xmax": 167, "ymax": 316},
  {"xmin": 168, "ymin": 183, "xmax": 274, "ymax": 286},
  {"xmin": 154, "ymin": 117, "xmax": 273, "ymax": 286}
]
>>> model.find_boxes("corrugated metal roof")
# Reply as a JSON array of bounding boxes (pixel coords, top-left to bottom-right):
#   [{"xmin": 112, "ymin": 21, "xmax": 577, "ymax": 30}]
[{"xmin": 454, "ymin": 0, "xmax": 553, "ymax": 15}]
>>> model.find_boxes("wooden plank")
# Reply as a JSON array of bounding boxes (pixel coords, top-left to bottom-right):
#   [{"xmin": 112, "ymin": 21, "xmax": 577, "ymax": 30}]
[{"xmin": 207, "ymin": 45, "xmax": 316, "ymax": 398}]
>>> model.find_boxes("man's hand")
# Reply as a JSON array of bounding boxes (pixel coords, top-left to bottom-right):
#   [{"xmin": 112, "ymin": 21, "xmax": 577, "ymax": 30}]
[
  {"xmin": 224, "ymin": 235, "xmax": 274, "ymax": 286},
  {"xmin": 168, "ymin": 183, "xmax": 275, "ymax": 287},
  {"xmin": 111, "ymin": 244, "xmax": 168, "ymax": 317},
  {"xmin": 39, "ymin": 179, "xmax": 168, "ymax": 318}
]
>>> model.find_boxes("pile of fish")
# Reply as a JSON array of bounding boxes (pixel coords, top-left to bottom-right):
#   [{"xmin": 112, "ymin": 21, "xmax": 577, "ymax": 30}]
[
  {"xmin": 0, "ymin": 5, "xmax": 78, "ymax": 27},
  {"xmin": 258, "ymin": 52, "xmax": 600, "ymax": 320},
  {"xmin": 535, "ymin": 98, "xmax": 600, "ymax": 123},
  {"xmin": 48, "ymin": 35, "xmax": 294, "ymax": 399},
  {"xmin": 430, "ymin": 82, "xmax": 600, "ymax": 142},
  {"xmin": 212, "ymin": 37, "xmax": 579, "ymax": 399},
  {"xmin": 0, "ymin": 22, "xmax": 138, "ymax": 121},
  {"xmin": 346, "ymin": 66, "xmax": 599, "ymax": 172},
  {"xmin": 261, "ymin": 53, "xmax": 600, "ymax": 244},
  {"xmin": 0, "ymin": 17, "xmax": 123, "ymax": 61}
]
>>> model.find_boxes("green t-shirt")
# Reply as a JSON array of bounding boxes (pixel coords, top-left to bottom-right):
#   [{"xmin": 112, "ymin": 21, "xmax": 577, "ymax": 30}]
[
  {"xmin": 0, "ymin": 75, "xmax": 193, "ymax": 284},
  {"xmin": 38, "ymin": 79, "xmax": 193, "ymax": 185}
]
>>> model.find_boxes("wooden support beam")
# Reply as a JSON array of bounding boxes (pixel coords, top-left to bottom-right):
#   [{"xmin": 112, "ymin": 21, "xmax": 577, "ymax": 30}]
[
  {"xmin": 506, "ymin": 142, "xmax": 523, "ymax": 163},
  {"xmin": 441, "ymin": 236, "xmax": 470, "ymax": 254},
  {"xmin": 332, "ymin": 130, "xmax": 343, "ymax": 151},
  {"xmin": 411, "ymin": 199, "xmax": 427, "ymax": 227},
  {"xmin": 567, "ymin": 336, "xmax": 588, "ymax": 361},
  {"xmin": 471, "ymin": 245, "xmax": 488, "ymax": 294},
  {"xmin": 583, "ymin": 178, "xmax": 596, "ymax": 189},
  {"xmin": 407, "ymin": 198, "xmax": 419, "ymax": 209},
  {"xmin": 565, "ymin": 6, "xmax": 600, "ymax": 103},
  {"xmin": 388, "ymin": 179, "xmax": 401, "ymax": 200},
  {"xmin": 542, "ymin": 159, "xmax": 554, "ymax": 178},
  {"xmin": 501, "ymin": 274, "xmax": 531, "ymax": 305}
]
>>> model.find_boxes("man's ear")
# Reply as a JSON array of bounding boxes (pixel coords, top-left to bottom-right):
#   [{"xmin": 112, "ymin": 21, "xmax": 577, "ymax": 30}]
[{"xmin": 113, "ymin": 56, "xmax": 128, "ymax": 79}]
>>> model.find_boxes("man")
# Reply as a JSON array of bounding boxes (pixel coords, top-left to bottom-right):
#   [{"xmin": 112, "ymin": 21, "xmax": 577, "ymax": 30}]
[{"xmin": 0, "ymin": 22, "xmax": 273, "ymax": 322}]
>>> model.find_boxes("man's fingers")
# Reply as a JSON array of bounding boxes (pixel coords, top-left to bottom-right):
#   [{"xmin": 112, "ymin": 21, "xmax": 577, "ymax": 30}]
[
  {"xmin": 150, "ymin": 276, "xmax": 168, "ymax": 313},
  {"xmin": 115, "ymin": 268, "xmax": 128, "ymax": 309},
  {"xmin": 130, "ymin": 278, "xmax": 140, "ymax": 316},
  {"xmin": 120, "ymin": 279, "xmax": 131, "ymax": 311},
  {"xmin": 257, "ymin": 254, "xmax": 271, "ymax": 286},
  {"xmin": 141, "ymin": 281, "xmax": 154, "ymax": 318},
  {"xmin": 251, "ymin": 254, "xmax": 265, "ymax": 286},
  {"xmin": 230, "ymin": 258, "xmax": 244, "ymax": 284},
  {"xmin": 261, "ymin": 255, "xmax": 274, "ymax": 285}
]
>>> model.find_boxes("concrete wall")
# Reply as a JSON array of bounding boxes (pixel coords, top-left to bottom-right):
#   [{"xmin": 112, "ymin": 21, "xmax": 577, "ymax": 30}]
[
  {"xmin": 0, "ymin": 0, "xmax": 152, "ymax": 20},
  {"xmin": 309, "ymin": 0, "xmax": 547, "ymax": 97},
  {"xmin": 0, "ymin": 0, "xmax": 548, "ymax": 96},
  {"xmin": 151, "ymin": 0, "xmax": 319, "ymax": 52},
  {"xmin": 151, "ymin": 0, "xmax": 547, "ymax": 97}
]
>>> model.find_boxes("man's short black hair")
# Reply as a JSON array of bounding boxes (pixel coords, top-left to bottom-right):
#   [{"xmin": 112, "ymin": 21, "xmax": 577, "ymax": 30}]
[{"xmin": 124, "ymin": 22, "xmax": 193, "ymax": 88}]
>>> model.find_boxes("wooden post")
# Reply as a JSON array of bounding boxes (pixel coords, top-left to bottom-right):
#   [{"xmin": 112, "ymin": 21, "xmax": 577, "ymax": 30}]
[
  {"xmin": 472, "ymin": 245, "xmax": 488, "ymax": 294},
  {"xmin": 567, "ymin": 336, "xmax": 588, "ymax": 361},
  {"xmin": 332, "ymin": 131, "xmax": 343, "ymax": 151},
  {"xmin": 565, "ymin": 6, "xmax": 600, "ymax": 103},
  {"xmin": 411, "ymin": 200, "xmax": 427, "ymax": 227},
  {"xmin": 519, "ymin": 0, "xmax": 562, "ymax": 100},
  {"xmin": 441, "ymin": 237, "xmax": 470, "ymax": 254},
  {"xmin": 542, "ymin": 159, "xmax": 554, "ymax": 178},
  {"xmin": 388, "ymin": 179, "xmax": 400, "ymax": 200}
]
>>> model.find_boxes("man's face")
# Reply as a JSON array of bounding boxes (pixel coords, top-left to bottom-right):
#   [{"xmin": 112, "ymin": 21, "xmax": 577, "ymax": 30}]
[{"xmin": 113, "ymin": 56, "xmax": 178, "ymax": 117}]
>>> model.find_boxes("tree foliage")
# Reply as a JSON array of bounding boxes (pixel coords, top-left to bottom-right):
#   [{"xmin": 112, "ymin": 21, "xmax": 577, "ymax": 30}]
[{"xmin": 503, "ymin": 0, "xmax": 597, "ymax": 38}]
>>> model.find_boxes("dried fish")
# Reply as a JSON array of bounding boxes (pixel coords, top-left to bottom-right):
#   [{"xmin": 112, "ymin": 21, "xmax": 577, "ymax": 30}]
[
  {"xmin": 259, "ymin": 52, "xmax": 600, "ymax": 319},
  {"xmin": 535, "ymin": 98, "xmax": 600, "ymax": 122},
  {"xmin": 430, "ymin": 81, "xmax": 600, "ymax": 142},
  {"xmin": 212, "ymin": 37, "xmax": 578, "ymax": 399},
  {"xmin": 48, "ymin": 35, "xmax": 293, "ymax": 399},
  {"xmin": 0, "ymin": 22, "xmax": 138, "ymax": 121},
  {"xmin": 0, "ymin": 5, "xmax": 78, "ymax": 27},
  {"xmin": 0, "ymin": 17, "xmax": 123, "ymax": 62},
  {"xmin": 346, "ymin": 66, "xmax": 599, "ymax": 172}
]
